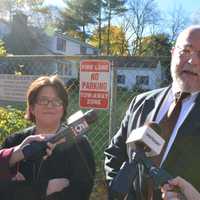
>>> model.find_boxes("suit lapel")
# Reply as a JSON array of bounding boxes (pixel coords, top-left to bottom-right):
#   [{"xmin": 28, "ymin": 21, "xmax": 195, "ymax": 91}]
[
  {"xmin": 139, "ymin": 87, "xmax": 171, "ymax": 125},
  {"xmin": 127, "ymin": 87, "xmax": 171, "ymax": 139}
]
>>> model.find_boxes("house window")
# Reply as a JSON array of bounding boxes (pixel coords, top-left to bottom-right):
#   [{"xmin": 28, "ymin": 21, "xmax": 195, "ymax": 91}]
[
  {"xmin": 117, "ymin": 74, "xmax": 125, "ymax": 84},
  {"xmin": 57, "ymin": 62, "xmax": 72, "ymax": 76},
  {"xmin": 57, "ymin": 63, "xmax": 65, "ymax": 74},
  {"xmin": 80, "ymin": 45, "xmax": 86, "ymax": 54},
  {"xmin": 93, "ymin": 49, "xmax": 98, "ymax": 55},
  {"xmin": 136, "ymin": 75, "xmax": 149, "ymax": 85},
  {"xmin": 64, "ymin": 64, "xmax": 72, "ymax": 76},
  {"xmin": 57, "ymin": 37, "xmax": 66, "ymax": 52}
]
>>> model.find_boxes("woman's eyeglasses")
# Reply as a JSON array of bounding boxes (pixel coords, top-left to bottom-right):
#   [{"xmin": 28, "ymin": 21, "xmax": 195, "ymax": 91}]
[{"xmin": 36, "ymin": 97, "xmax": 63, "ymax": 107}]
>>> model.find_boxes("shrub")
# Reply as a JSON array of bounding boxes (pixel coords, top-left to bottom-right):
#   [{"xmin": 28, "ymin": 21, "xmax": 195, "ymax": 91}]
[
  {"xmin": 131, "ymin": 84, "xmax": 148, "ymax": 93},
  {"xmin": 0, "ymin": 106, "xmax": 31, "ymax": 143},
  {"xmin": 0, "ymin": 40, "xmax": 6, "ymax": 56}
]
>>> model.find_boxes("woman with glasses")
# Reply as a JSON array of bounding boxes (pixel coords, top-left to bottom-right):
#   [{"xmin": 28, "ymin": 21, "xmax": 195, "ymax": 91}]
[{"xmin": 0, "ymin": 75, "xmax": 95, "ymax": 200}]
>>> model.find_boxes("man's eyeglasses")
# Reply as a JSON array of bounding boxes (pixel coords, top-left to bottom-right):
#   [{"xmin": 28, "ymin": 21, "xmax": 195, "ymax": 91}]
[
  {"xmin": 36, "ymin": 97, "xmax": 63, "ymax": 107},
  {"xmin": 176, "ymin": 46, "xmax": 200, "ymax": 59}
]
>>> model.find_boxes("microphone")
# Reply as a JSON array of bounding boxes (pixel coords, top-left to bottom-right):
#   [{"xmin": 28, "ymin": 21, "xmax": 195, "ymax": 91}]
[
  {"xmin": 111, "ymin": 122, "xmax": 163, "ymax": 193},
  {"xmin": 132, "ymin": 148, "xmax": 174, "ymax": 189},
  {"xmin": 126, "ymin": 122, "xmax": 165, "ymax": 157},
  {"xmin": 111, "ymin": 122, "xmax": 173, "ymax": 194},
  {"xmin": 47, "ymin": 109, "xmax": 97, "ymax": 143},
  {"xmin": 22, "ymin": 109, "xmax": 97, "ymax": 160},
  {"xmin": 126, "ymin": 122, "xmax": 174, "ymax": 188}
]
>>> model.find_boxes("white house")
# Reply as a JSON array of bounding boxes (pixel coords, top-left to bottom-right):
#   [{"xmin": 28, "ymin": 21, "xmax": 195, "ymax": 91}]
[
  {"xmin": 0, "ymin": 13, "xmax": 99, "ymax": 82},
  {"xmin": 38, "ymin": 32, "xmax": 99, "ymax": 80},
  {"xmin": 115, "ymin": 57, "xmax": 162, "ymax": 90},
  {"xmin": 47, "ymin": 32, "xmax": 98, "ymax": 56}
]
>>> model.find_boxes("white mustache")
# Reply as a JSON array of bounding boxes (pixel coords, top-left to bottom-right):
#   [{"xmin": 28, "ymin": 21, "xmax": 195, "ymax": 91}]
[{"xmin": 182, "ymin": 64, "xmax": 200, "ymax": 76}]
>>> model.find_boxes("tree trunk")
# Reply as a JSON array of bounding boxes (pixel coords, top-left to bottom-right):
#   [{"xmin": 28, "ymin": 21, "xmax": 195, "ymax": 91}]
[{"xmin": 107, "ymin": 6, "xmax": 111, "ymax": 55}]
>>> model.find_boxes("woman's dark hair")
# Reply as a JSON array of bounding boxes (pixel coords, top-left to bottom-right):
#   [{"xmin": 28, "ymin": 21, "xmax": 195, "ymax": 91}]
[{"xmin": 25, "ymin": 75, "xmax": 68, "ymax": 122}]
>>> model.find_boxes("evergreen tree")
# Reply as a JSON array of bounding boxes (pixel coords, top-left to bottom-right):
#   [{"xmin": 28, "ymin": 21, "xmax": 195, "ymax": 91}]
[
  {"xmin": 104, "ymin": 0, "xmax": 127, "ymax": 55},
  {"xmin": 140, "ymin": 34, "xmax": 172, "ymax": 84},
  {"xmin": 140, "ymin": 34, "xmax": 171, "ymax": 57},
  {"xmin": 60, "ymin": 0, "xmax": 100, "ymax": 42},
  {"xmin": 4, "ymin": 12, "xmax": 37, "ymax": 54}
]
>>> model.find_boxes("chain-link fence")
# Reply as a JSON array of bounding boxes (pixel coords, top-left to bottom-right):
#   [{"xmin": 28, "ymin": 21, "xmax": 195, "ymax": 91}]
[{"xmin": 0, "ymin": 55, "xmax": 169, "ymax": 199}]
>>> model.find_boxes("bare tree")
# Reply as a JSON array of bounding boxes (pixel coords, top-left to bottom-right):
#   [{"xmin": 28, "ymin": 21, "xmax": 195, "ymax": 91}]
[
  {"xmin": 114, "ymin": 14, "xmax": 132, "ymax": 54},
  {"xmin": 165, "ymin": 5, "xmax": 189, "ymax": 43},
  {"xmin": 127, "ymin": 0, "xmax": 161, "ymax": 56},
  {"xmin": 191, "ymin": 9, "xmax": 200, "ymax": 25}
]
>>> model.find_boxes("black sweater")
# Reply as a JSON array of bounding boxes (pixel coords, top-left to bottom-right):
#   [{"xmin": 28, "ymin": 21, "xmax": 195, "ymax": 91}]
[{"xmin": 0, "ymin": 126, "xmax": 96, "ymax": 200}]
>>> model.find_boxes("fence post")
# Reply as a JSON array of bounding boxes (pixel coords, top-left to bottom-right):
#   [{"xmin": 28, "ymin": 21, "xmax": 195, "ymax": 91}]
[{"xmin": 109, "ymin": 60, "xmax": 117, "ymax": 143}]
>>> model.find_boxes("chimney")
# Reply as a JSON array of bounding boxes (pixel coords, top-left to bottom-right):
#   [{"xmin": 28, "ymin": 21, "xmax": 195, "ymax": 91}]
[{"xmin": 12, "ymin": 12, "xmax": 28, "ymax": 32}]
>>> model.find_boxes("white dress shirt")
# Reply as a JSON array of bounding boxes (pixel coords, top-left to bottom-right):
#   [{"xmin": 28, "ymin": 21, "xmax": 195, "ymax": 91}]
[{"xmin": 155, "ymin": 88, "xmax": 199, "ymax": 166}]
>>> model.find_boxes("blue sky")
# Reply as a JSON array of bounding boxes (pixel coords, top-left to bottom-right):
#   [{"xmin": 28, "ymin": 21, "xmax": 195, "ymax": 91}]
[
  {"xmin": 44, "ymin": 0, "xmax": 66, "ymax": 8},
  {"xmin": 157, "ymin": 0, "xmax": 200, "ymax": 13},
  {"xmin": 44, "ymin": 0, "xmax": 200, "ymax": 14}
]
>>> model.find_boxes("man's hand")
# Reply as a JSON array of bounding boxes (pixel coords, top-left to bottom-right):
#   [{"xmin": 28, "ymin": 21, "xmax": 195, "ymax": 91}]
[
  {"xmin": 161, "ymin": 183, "xmax": 182, "ymax": 200},
  {"xmin": 161, "ymin": 177, "xmax": 200, "ymax": 200},
  {"xmin": 161, "ymin": 177, "xmax": 191, "ymax": 200},
  {"xmin": 46, "ymin": 178, "xmax": 70, "ymax": 196}
]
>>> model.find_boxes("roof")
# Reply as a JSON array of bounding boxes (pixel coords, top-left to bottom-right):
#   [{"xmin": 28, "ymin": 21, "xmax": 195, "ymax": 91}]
[
  {"xmin": 54, "ymin": 32, "xmax": 98, "ymax": 50},
  {"xmin": 114, "ymin": 56, "xmax": 160, "ymax": 68},
  {"xmin": 0, "ymin": 14, "xmax": 99, "ymax": 53}
]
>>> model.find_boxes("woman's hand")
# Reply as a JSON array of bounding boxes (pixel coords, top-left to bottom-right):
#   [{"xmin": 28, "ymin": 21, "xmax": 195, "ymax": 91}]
[
  {"xmin": 12, "ymin": 172, "xmax": 26, "ymax": 181},
  {"xmin": 46, "ymin": 178, "xmax": 70, "ymax": 196},
  {"xmin": 10, "ymin": 134, "xmax": 59, "ymax": 166},
  {"xmin": 9, "ymin": 135, "xmax": 46, "ymax": 166}
]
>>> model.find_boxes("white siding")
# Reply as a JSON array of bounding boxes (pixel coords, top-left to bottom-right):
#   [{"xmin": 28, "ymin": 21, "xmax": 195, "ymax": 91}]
[
  {"xmin": 66, "ymin": 40, "xmax": 80, "ymax": 55},
  {"xmin": 117, "ymin": 63, "xmax": 162, "ymax": 90},
  {"xmin": 47, "ymin": 35, "xmax": 98, "ymax": 56},
  {"xmin": 0, "ymin": 21, "xmax": 10, "ymax": 39},
  {"xmin": 47, "ymin": 36, "xmax": 56, "ymax": 52},
  {"xmin": 86, "ymin": 47, "xmax": 95, "ymax": 54},
  {"xmin": 48, "ymin": 36, "xmax": 80, "ymax": 55}
]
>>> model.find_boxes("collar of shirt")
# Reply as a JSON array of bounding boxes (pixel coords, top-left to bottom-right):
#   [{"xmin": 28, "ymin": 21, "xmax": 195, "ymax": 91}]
[{"xmin": 171, "ymin": 84, "xmax": 200, "ymax": 101}]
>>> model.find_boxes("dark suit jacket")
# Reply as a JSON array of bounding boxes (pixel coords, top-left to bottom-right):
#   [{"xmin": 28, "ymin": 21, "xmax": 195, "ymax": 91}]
[{"xmin": 104, "ymin": 86, "xmax": 200, "ymax": 200}]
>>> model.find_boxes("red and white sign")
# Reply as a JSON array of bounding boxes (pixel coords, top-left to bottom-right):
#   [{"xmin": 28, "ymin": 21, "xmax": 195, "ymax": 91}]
[{"xmin": 79, "ymin": 60, "xmax": 110, "ymax": 109}]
